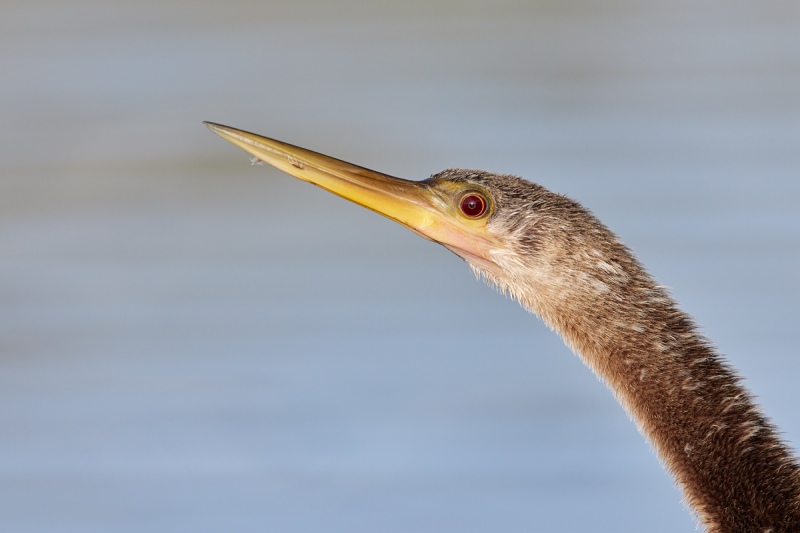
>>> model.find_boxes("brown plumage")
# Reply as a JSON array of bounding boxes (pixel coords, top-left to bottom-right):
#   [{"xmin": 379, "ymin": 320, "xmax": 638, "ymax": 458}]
[
  {"xmin": 205, "ymin": 122, "xmax": 800, "ymax": 532},
  {"xmin": 432, "ymin": 169, "xmax": 800, "ymax": 532}
]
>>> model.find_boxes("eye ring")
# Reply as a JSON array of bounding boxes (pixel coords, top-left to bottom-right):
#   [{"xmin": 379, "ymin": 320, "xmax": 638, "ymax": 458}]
[{"xmin": 459, "ymin": 192, "xmax": 488, "ymax": 218}]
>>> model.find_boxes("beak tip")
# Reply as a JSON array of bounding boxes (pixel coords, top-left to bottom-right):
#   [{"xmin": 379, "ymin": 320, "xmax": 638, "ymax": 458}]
[{"xmin": 204, "ymin": 122, "xmax": 238, "ymax": 142}]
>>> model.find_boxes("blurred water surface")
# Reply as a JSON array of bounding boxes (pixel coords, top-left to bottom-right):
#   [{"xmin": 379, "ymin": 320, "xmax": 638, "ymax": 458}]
[{"xmin": 1, "ymin": 1, "xmax": 799, "ymax": 532}]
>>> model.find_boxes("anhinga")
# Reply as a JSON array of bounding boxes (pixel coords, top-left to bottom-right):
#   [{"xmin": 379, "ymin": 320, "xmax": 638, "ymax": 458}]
[{"xmin": 205, "ymin": 121, "xmax": 800, "ymax": 532}]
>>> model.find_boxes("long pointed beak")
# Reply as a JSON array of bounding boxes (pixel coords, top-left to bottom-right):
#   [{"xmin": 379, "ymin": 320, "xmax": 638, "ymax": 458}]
[
  {"xmin": 205, "ymin": 122, "xmax": 442, "ymax": 240},
  {"xmin": 204, "ymin": 122, "xmax": 501, "ymax": 272}
]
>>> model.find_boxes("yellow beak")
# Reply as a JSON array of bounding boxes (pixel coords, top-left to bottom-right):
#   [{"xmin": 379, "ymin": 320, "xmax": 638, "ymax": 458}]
[{"xmin": 204, "ymin": 122, "xmax": 501, "ymax": 272}]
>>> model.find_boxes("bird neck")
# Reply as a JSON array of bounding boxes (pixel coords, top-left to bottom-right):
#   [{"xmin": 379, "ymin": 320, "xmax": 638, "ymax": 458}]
[
  {"xmin": 564, "ymin": 304, "xmax": 800, "ymax": 532},
  {"xmin": 479, "ymin": 248, "xmax": 800, "ymax": 532}
]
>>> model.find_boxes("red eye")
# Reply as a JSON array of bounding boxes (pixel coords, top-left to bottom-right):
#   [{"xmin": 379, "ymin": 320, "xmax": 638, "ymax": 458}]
[{"xmin": 459, "ymin": 193, "xmax": 487, "ymax": 218}]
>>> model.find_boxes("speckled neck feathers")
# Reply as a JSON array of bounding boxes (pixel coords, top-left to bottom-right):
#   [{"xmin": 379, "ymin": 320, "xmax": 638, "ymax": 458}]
[{"xmin": 431, "ymin": 170, "xmax": 800, "ymax": 532}]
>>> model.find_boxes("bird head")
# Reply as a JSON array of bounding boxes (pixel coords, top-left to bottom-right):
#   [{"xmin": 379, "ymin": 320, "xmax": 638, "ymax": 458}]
[{"xmin": 204, "ymin": 122, "xmax": 626, "ymax": 325}]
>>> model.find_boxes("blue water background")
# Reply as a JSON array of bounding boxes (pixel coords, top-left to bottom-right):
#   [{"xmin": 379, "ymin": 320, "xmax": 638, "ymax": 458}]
[{"xmin": 1, "ymin": 2, "xmax": 798, "ymax": 531}]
